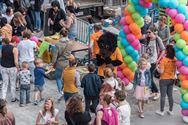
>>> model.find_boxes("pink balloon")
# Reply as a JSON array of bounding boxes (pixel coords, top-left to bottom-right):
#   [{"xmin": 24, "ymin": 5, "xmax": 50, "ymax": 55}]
[
  {"xmin": 143, "ymin": 3, "xmax": 152, "ymax": 8},
  {"xmin": 165, "ymin": 8, "xmax": 170, "ymax": 13},
  {"xmin": 182, "ymin": 109, "xmax": 188, "ymax": 116},
  {"xmin": 120, "ymin": 17, "xmax": 126, "ymax": 25},
  {"xmin": 176, "ymin": 60, "xmax": 183, "ymax": 67},
  {"xmin": 139, "ymin": 0, "xmax": 144, "ymax": 6},
  {"xmin": 122, "ymin": 77, "xmax": 129, "ymax": 86},
  {"xmin": 123, "ymin": 25, "xmax": 131, "ymax": 34},
  {"xmin": 117, "ymin": 67, "xmax": 122, "ymax": 71},
  {"xmin": 175, "ymin": 14, "xmax": 185, "ymax": 23},
  {"xmin": 133, "ymin": 43, "xmax": 141, "ymax": 50},
  {"xmin": 117, "ymin": 71, "xmax": 124, "ymax": 79},
  {"xmin": 127, "ymin": 34, "xmax": 136, "ymax": 43},
  {"xmin": 130, "ymin": 39, "xmax": 139, "ymax": 47},
  {"xmin": 184, "ymin": 21, "xmax": 188, "ymax": 30},
  {"xmin": 179, "ymin": 66, "xmax": 188, "ymax": 75},
  {"xmin": 168, "ymin": 9, "xmax": 178, "ymax": 18},
  {"xmin": 30, "ymin": 36, "xmax": 39, "ymax": 45}
]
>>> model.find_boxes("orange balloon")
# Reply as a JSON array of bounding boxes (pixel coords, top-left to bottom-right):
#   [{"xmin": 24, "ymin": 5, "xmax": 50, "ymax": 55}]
[
  {"xmin": 179, "ymin": 74, "xmax": 187, "ymax": 81},
  {"xmin": 181, "ymin": 80, "xmax": 188, "ymax": 89},
  {"xmin": 174, "ymin": 24, "xmax": 184, "ymax": 33},
  {"xmin": 124, "ymin": 8, "xmax": 131, "ymax": 16},
  {"xmin": 122, "ymin": 67, "xmax": 131, "ymax": 76},
  {"xmin": 145, "ymin": 0, "xmax": 152, "ymax": 2},
  {"xmin": 135, "ymin": 33, "xmax": 142, "ymax": 39},
  {"xmin": 127, "ymin": 71, "xmax": 134, "ymax": 81},
  {"xmin": 171, "ymin": 19, "xmax": 176, "ymax": 25},
  {"xmin": 181, "ymin": 31, "xmax": 188, "ymax": 41},
  {"xmin": 125, "ymin": 16, "xmax": 134, "ymax": 25},
  {"xmin": 129, "ymin": 23, "xmax": 141, "ymax": 34},
  {"xmin": 119, "ymin": 63, "xmax": 127, "ymax": 69}
]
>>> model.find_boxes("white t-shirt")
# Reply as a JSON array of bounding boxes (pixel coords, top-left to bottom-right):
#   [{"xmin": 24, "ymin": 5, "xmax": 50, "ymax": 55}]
[
  {"xmin": 17, "ymin": 39, "xmax": 37, "ymax": 62},
  {"xmin": 39, "ymin": 108, "xmax": 59, "ymax": 124},
  {"xmin": 2, "ymin": 14, "xmax": 14, "ymax": 24},
  {"xmin": 104, "ymin": 77, "xmax": 121, "ymax": 90},
  {"xmin": 117, "ymin": 101, "xmax": 131, "ymax": 125}
]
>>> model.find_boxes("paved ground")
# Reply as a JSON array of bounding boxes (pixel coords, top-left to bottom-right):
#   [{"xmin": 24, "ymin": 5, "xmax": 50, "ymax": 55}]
[{"xmin": 1, "ymin": 77, "xmax": 186, "ymax": 125}]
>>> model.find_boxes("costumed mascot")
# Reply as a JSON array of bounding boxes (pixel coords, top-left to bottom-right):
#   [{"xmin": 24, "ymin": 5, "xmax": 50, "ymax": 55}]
[{"xmin": 96, "ymin": 32, "xmax": 123, "ymax": 79}]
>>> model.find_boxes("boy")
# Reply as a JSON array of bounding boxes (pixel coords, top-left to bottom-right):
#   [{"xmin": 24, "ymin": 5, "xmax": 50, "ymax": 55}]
[
  {"xmin": 34, "ymin": 58, "xmax": 52, "ymax": 105},
  {"xmin": 19, "ymin": 61, "xmax": 31, "ymax": 107},
  {"xmin": 81, "ymin": 64, "xmax": 102, "ymax": 113}
]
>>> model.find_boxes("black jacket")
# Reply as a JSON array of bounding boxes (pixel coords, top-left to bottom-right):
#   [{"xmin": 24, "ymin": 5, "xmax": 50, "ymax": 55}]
[{"xmin": 81, "ymin": 73, "xmax": 102, "ymax": 97}]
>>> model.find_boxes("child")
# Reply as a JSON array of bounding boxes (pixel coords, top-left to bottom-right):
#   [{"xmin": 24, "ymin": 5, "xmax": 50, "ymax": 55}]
[
  {"xmin": 63, "ymin": 54, "xmax": 81, "ymax": 102},
  {"xmin": 19, "ymin": 61, "xmax": 31, "ymax": 107},
  {"xmin": 81, "ymin": 64, "xmax": 102, "ymax": 113},
  {"xmin": 34, "ymin": 58, "xmax": 52, "ymax": 105},
  {"xmin": 115, "ymin": 90, "xmax": 131, "ymax": 125},
  {"xmin": 141, "ymin": 53, "xmax": 151, "ymax": 70},
  {"xmin": 133, "ymin": 58, "xmax": 151, "ymax": 118}
]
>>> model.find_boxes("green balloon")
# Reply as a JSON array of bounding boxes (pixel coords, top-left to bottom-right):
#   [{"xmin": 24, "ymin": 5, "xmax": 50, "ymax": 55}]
[
  {"xmin": 132, "ymin": 12, "xmax": 141, "ymax": 20},
  {"xmin": 124, "ymin": 56, "xmax": 133, "ymax": 64},
  {"xmin": 135, "ymin": 18, "xmax": 144, "ymax": 28},
  {"xmin": 184, "ymin": 93, "xmax": 188, "ymax": 102},
  {"xmin": 117, "ymin": 40, "xmax": 124, "ymax": 49},
  {"xmin": 176, "ymin": 39, "xmax": 186, "ymax": 49},
  {"xmin": 179, "ymin": 0, "xmax": 187, "ymax": 5},
  {"xmin": 173, "ymin": 33, "xmax": 180, "ymax": 42},
  {"xmin": 152, "ymin": 0, "xmax": 158, "ymax": 3},
  {"xmin": 183, "ymin": 46, "xmax": 188, "ymax": 55},
  {"xmin": 180, "ymin": 88, "xmax": 188, "ymax": 95},
  {"xmin": 127, "ymin": 4, "xmax": 136, "ymax": 13},
  {"xmin": 128, "ymin": 61, "xmax": 137, "ymax": 71},
  {"xmin": 120, "ymin": 49, "xmax": 127, "ymax": 57}
]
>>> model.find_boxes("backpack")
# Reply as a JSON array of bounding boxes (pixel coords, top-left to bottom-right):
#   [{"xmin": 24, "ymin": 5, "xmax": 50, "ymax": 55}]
[{"xmin": 94, "ymin": 107, "xmax": 118, "ymax": 125}]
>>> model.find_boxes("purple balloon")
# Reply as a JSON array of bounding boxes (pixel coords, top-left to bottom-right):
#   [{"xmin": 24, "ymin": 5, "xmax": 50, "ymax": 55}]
[
  {"xmin": 122, "ymin": 77, "xmax": 129, "ymax": 86},
  {"xmin": 117, "ymin": 71, "xmax": 124, "ymax": 79},
  {"xmin": 179, "ymin": 66, "xmax": 188, "ymax": 75},
  {"xmin": 182, "ymin": 109, "xmax": 188, "ymax": 116}
]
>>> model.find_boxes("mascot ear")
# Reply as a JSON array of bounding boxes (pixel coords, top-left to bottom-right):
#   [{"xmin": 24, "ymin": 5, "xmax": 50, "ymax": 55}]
[{"xmin": 97, "ymin": 32, "xmax": 118, "ymax": 53}]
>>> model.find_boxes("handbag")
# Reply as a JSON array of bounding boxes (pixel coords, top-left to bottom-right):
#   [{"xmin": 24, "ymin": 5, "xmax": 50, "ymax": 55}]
[{"xmin": 153, "ymin": 68, "xmax": 160, "ymax": 78}]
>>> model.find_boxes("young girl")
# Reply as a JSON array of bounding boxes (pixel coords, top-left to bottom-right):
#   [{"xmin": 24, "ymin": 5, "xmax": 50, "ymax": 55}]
[
  {"xmin": 133, "ymin": 58, "xmax": 151, "ymax": 118},
  {"xmin": 36, "ymin": 97, "xmax": 59, "ymax": 125}
]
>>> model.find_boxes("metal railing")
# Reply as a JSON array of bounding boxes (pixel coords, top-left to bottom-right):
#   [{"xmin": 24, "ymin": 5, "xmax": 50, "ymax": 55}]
[{"xmin": 102, "ymin": 0, "xmax": 127, "ymax": 6}]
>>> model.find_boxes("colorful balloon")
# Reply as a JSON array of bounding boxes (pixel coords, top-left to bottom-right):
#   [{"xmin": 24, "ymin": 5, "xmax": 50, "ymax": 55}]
[
  {"xmin": 175, "ymin": 14, "xmax": 185, "ymax": 23},
  {"xmin": 176, "ymin": 39, "xmax": 186, "ymax": 49},
  {"xmin": 184, "ymin": 93, "xmax": 188, "ymax": 102}
]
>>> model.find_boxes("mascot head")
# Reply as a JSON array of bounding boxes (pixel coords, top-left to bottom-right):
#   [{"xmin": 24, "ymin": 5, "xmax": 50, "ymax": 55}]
[{"xmin": 97, "ymin": 32, "xmax": 117, "ymax": 58}]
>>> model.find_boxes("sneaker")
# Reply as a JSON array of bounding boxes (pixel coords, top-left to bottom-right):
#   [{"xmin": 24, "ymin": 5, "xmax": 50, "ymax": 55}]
[
  {"xmin": 153, "ymin": 93, "xmax": 160, "ymax": 100},
  {"xmin": 139, "ymin": 113, "xmax": 144, "ymax": 118},
  {"xmin": 167, "ymin": 111, "xmax": 174, "ymax": 115},
  {"xmin": 11, "ymin": 98, "xmax": 19, "ymax": 102},
  {"xmin": 19, "ymin": 104, "xmax": 24, "ymax": 107},
  {"xmin": 34, "ymin": 100, "xmax": 38, "ymax": 105},
  {"xmin": 155, "ymin": 110, "xmax": 165, "ymax": 116}
]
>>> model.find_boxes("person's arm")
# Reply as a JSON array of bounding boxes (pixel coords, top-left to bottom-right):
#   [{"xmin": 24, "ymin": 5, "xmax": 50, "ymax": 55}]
[
  {"xmin": 75, "ymin": 71, "xmax": 81, "ymax": 87},
  {"xmin": 60, "ymin": 17, "xmax": 72, "ymax": 29},
  {"xmin": 156, "ymin": 36, "xmax": 165, "ymax": 63},
  {"xmin": 36, "ymin": 112, "xmax": 46, "ymax": 125},
  {"xmin": 47, "ymin": 112, "xmax": 59, "ymax": 124},
  {"xmin": 81, "ymin": 76, "xmax": 85, "ymax": 88},
  {"xmin": 96, "ymin": 111, "xmax": 103, "ymax": 125},
  {"xmin": 157, "ymin": 60, "xmax": 165, "ymax": 74},
  {"xmin": 163, "ymin": 27, "xmax": 170, "ymax": 44},
  {"xmin": 13, "ymin": 47, "xmax": 19, "ymax": 69}
]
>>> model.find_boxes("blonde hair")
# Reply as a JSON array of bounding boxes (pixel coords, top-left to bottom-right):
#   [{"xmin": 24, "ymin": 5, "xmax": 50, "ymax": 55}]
[
  {"xmin": 141, "ymin": 53, "xmax": 149, "ymax": 60},
  {"xmin": 104, "ymin": 67, "xmax": 113, "ymax": 78},
  {"xmin": 42, "ymin": 97, "xmax": 55, "ymax": 117},
  {"xmin": 34, "ymin": 58, "xmax": 43, "ymax": 66},
  {"xmin": 22, "ymin": 61, "xmax": 29, "ymax": 69},
  {"xmin": 12, "ymin": 12, "xmax": 26, "ymax": 26},
  {"xmin": 144, "ymin": 15, "xmax": 151, "ymax": 22},
  {"xmin": 138, "ymin": 58, "xmax": 147, "ymax": 69}
]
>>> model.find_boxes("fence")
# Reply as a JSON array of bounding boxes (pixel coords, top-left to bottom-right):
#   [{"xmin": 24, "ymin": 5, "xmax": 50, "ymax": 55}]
[{"xmin": 102, "ymin": 0, "xmax": 127, "ymax": 6}]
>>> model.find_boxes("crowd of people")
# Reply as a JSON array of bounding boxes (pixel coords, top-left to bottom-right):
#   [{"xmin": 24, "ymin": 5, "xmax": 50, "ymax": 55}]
[{"xmin": 0, "ymin": 0, "xmax": 179, "ymax": 125}]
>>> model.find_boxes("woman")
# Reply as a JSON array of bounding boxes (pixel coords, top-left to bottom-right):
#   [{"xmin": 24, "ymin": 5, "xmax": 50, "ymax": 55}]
[
  {"xmin": 60, "ymin": 6, "xmax": 77, "ymax": 40},
  {"xmin": 157, "ymin": 16, "xmax": 170, "ymax": 46},
  {"xmin": 10, "ymin": 12, "xmax": 26, "ymax": 37},
  {"xmin": 48, "ymin": 0, "xmax": 66, "ymax": 34},
  {"xmin": 65, "ymin": 94, "xmax": 91, "ymax": 125},
  {"xmin": 36, "ymin": 97, "xmax": 59, "ymax": 125},
  {"xmin": 0, "ymin": 17, "xmax": 12, "ymax": 41},
  {"xmin": 95, "ymin": 94, "xmax": 118, "ymax": 125},
  {"xmin": 2, "ymin": 7, "xmax": 14, "ymax": 24},
  {"xmin": 52, "ymin": 28, "xmax": 73, "ymax": 100},
  {"xmin": 142, "ymin": 25, "xmax": 165, "ymax": 100},
  {"xmin": 155, "ymin": 45, "xmax": 176, "ymax": 116},
  {"xmin": 0, "ymin": 38, "xmax": 19, "ymax": 102},
  {"xmin": 0, "ymin": 99, "xmax": 15, "ymax": 125}
]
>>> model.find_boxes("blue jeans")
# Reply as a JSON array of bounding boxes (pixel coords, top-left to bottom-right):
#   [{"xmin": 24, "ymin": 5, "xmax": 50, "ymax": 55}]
[
  {"xmin": 20, "ymin": 84, "xmax": 31, "ymax": 104},
  {"xmin": 55, "ymin": 68, "xmax": 63, "ymax": 94},
  {"xmin": 28, "ymin": 62, "xmax": 35, "ymax": 83},
  {"xmin": 64, "ymin": 92, "xmax": 78, "ymax": 102},
  {"xmin": 34, "ymin": 11, "xmax": 41, "ymax": 30}
]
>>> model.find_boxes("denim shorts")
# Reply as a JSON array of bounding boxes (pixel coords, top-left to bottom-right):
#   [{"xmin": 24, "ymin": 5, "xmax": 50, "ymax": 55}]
[{"xmin": 35, "ymin": 85, "xmax": 44, "ymax": 92}]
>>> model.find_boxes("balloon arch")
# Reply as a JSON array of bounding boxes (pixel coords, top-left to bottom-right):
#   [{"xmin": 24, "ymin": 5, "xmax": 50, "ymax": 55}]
[{"xmin": 117, "ymin": 0, "xmax": 188, "ymax": 123}]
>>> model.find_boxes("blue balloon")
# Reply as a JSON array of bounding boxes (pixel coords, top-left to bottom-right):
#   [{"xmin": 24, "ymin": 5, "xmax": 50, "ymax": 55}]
[
  {"xmin": 176, "ymin": 51, "xmax": 186, "ymax": 61},
  {"xmin": 181, "ymin": 99, "xmax": 188, "ymax": 109},
  {"xmin": 168, "ymin": 0, "xmax": 178, "ymax": 9},
  {"xmin": 121, "ymin": 38, "xmax": 129, "ymax": 47},
  {"xmin": 174, "ymin": 45, "xmax": 181, "ymax": 52},
  {"xmin": 135, "ymin": 5, "xmax": 148, "ymax": 17},
  {"xmin": 125, "ymin": 45, "xmax": 134, "ymax": 54},
  {"xmin": 119, "ymin": 30, "xmax": 126, "ymax": 38},
  {"xmin": 177, "ymin": 5, "xmax": 187, "ymax": 15},
  {"xmin": 185, "ymin": 13, "xmax": 188, "ymax": 20},
  {"xmin": 134, "ymin": 55, "xmax": 140, "ymax": 62},
  {"xmin": 130, "ymin": 50, "xmax": 139, "ymax": 58},
  {"xmin": 158, "ymin": 0, "xmax": 169, "ymax": 8},
  {"xmin": 131, "ymin": 0, "xmax": 139, "ymax": 5},
  {"xmin": 183, "ymin": 57, "xmax": 188, "ymax": 66}
]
